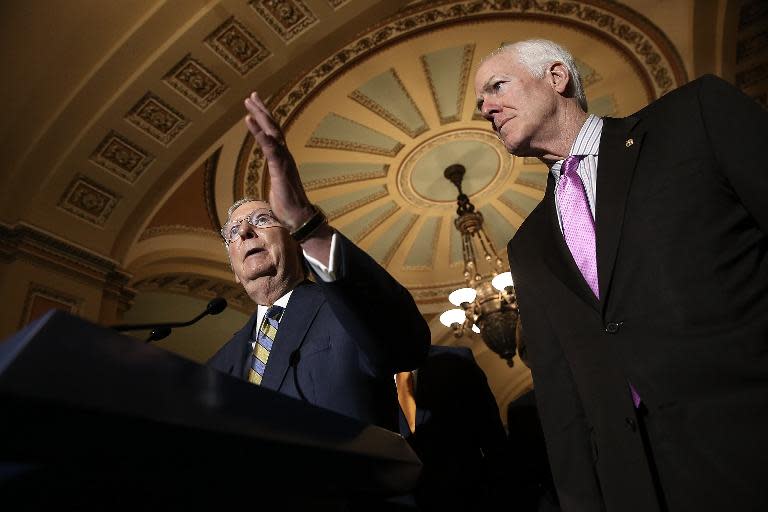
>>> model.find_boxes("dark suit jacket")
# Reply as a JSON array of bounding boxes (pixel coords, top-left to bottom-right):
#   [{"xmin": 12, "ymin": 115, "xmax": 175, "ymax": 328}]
[
  {"xmin": 506, "ymin": 390, "xmax": 561, "ymax": 512},
  {"xmin": 398, "ymin": 345, "xmax": 507, "ymax": 510},
  {"xmin": 508, "ymin": 75, "xmax": 768, "ymax": 512},
  {"xmin": 208, "ymin": 233, "xmax": 430, "ymax": 432}
]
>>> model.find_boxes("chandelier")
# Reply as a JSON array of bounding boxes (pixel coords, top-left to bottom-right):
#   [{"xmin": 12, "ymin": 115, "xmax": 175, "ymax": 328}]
[{"xmin": 439, "ymin": 164, "xmax": 521, "ymax": 366}]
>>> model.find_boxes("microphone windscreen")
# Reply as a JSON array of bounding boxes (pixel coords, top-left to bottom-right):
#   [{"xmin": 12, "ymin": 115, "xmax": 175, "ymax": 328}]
[{"xmin": 207, "ymin": 297, "xmax": 228, "ymax": 315}]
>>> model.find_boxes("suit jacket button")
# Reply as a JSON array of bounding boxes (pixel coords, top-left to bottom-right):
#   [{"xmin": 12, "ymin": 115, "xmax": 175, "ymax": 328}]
[
  {"xmin": 625, "ymin": 417, "xmax": 637, "ymax": 432},
  {"xmin": 605, "ymin": 321, "xmax": 621, "ymax": 333}
]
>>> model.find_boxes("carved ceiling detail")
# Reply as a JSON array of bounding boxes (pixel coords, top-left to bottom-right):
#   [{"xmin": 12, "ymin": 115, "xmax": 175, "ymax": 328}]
[
  {"xmin": 0, "ymin": 222, "xmax": 134, "ymax": 314},
  {"xmin": 58, "ymin": 175, "xmax": 120, "ymax": 227},
  {"xmin": 89, "ymin": 130, "xmax": 155, "ymax": 184},
  {"xmin": 250, "ymin": 0, "xmax": 318, "ymax": 42},
  {"xmin": 138, "ymin": 225, "xmax": 221, "ymax": 243},
  {"xmin": 125, "ymin": 92, "xmax": 189, "ymax": 146},
  {"xmin": 205, "ymin": 16, "xmax": 271, "ymax": 76},
  {"xmin": 326, "ymin": 0, "xmax": 348, "ymax": 10},
  {"xmin": 163, "ymin": 54, "xmax": 228, "ymax": 111},
  {"xmin": 268, "ymin": 0, "xmax": 687, "ymax": 129}
]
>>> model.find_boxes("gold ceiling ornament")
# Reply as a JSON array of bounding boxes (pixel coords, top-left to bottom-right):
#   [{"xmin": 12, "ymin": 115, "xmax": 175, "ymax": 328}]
[
  {"xmin": 237, "ymin": 0, "xmax": 687, "ymax": 198},
  {"xmin": 439, "ymin": 164, "xmax": 520, "ymax": 367},
  {"xmin": 268, "ymin": 0, "xmax": 686, "ymax": 124}
]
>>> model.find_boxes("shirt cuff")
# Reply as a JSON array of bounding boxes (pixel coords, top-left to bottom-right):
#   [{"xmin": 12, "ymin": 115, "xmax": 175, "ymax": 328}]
[{"xmin": 303, "ymin": 232, "xmax": 338, "ymax": 282}]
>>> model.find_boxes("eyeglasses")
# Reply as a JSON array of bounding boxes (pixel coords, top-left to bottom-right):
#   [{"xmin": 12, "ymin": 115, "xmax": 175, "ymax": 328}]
[{"xmin": 221, "ymin": 210, "xmax": 282, "ymax": 244}]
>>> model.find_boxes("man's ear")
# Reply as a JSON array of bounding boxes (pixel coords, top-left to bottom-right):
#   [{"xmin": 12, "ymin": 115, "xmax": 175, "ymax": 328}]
[{"xmin": 548, "ymin": 62, "xmax": 570, "ymax": 95}]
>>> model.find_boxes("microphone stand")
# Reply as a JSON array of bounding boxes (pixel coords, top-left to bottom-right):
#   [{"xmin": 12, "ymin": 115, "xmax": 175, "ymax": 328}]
[{"xmin": 111, "ymin": 297, "xmax": 228, "ymax": 343}]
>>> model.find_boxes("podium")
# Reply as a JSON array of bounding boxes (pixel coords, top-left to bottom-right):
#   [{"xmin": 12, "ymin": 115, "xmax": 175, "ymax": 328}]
[{"xmin": 0, "ymin": 310, "xmax": 421, "ymax": 509}]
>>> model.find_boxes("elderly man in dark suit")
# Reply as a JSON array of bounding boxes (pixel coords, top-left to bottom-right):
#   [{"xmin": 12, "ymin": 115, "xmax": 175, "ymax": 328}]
[
  {"xmin": 474, "ymin": 39, "xmax": 768, "ymax": 511},
  {"xmin": 208, "ymin": 92, "xmax": 430, "ymax": 432}
]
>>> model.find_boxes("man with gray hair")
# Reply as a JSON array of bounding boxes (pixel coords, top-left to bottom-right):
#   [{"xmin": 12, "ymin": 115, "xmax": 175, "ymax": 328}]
[
  {"xmin": 208, "ymin": 92, "xmax": 430, "ymax": 432},
  {"xmin": 475, "ymin": 39, "xmax": 768, "ymax": 511}
]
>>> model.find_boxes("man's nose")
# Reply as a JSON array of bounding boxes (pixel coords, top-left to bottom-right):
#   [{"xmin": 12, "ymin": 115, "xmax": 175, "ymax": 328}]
[
  {"xmin": 480, "ymin": 98, "xmax": 498, "ymax": 120},
  {"xmin": 237, "ymin": 222, "xmax": 257, "ymax": 239}
]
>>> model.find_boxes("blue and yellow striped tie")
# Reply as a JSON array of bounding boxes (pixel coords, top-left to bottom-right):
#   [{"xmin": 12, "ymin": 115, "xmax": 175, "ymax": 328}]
[{"xmin": 248, "ymin": 305, "xmax": 284, "ymax": 385}]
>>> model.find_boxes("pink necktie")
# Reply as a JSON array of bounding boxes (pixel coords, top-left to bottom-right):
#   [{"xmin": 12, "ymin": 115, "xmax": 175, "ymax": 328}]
[
  {"xmin": 557, "ymin": 156, "xmax": 642, "ymax": 408},
  {"xmin": 556, "ymin": 155, "xmax": 599, "ymax": 298}
]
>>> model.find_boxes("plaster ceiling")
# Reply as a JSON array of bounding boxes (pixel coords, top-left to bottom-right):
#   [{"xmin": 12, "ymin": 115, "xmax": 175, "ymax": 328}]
[
  {"xmin": 123, "ymin": 0, "xmax": 687, "ymax": 306},
  {"xmin": 3, "ymin": 0, "xmax": 704, "ymax": 414}
]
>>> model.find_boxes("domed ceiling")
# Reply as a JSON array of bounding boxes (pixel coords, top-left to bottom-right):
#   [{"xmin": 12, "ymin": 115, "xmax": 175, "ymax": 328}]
[
  {"xmin": 243, "ymin": 18, "xmax": 660, "ymax": 302},
  {"xmin": 2, "ymin": 0, "xmax": 696, "ymax": 413},
  {"xmin": 123, "ymin": 0, "xmax": 687, "ymax": 407}
]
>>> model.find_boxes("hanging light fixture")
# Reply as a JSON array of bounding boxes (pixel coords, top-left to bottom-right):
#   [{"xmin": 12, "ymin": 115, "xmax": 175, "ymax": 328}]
[{"xmin": 439, "ymin": 164, "xmax": 521, "ymax": 366}]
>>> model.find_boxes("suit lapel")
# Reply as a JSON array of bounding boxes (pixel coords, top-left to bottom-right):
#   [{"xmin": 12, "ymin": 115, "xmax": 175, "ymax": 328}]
[
  {"xmin": 539, "ymin": 172, "xmax": 601, "ymax": 311},
  {"xmin": 232, "ymin": 313, "xmax": 259, "ymax": 379},
  {"xmin": 595, "ymin": 116, "xmax": 644, "ymax": 310},
  {"xmin": 260, "ymin": 282, "xmax": 325, "ymax": 391}
]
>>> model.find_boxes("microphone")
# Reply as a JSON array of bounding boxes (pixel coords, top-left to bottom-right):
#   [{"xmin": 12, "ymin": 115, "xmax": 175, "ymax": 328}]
[{"xmin": 111, "ymin": 297, "xmax": 228, "ymax": 343}]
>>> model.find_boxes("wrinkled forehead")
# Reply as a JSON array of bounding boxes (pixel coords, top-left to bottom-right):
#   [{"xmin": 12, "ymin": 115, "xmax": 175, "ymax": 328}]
[
  {"xmin": 229, "ymin": 200, "xmax": 271, "ymax": 221},
  {"xmin": 474, "ymin": 50, "xmax": 520, "ymax": 89}
]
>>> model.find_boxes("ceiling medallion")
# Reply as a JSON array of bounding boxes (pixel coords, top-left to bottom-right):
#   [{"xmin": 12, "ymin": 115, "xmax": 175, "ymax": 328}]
[{"xmin": 397, "ymin": 129, "xmax": 513, "ymax": 209}]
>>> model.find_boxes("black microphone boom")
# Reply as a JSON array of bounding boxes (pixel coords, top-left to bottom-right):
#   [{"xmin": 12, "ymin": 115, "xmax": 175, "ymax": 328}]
[{"xmin": 111, "ymin": 297, "xmax": 228, "ymax": 343}]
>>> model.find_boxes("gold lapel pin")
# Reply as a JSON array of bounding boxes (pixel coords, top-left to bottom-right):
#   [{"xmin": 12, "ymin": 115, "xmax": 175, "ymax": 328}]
[{"xmin": 625, "ymin": 138, "xmax": 634, "ymax": 147}]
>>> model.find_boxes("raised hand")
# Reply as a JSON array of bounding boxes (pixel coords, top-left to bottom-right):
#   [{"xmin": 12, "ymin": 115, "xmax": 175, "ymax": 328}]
[{"xmin": 243, "ymin": 92, "xmax": 314, "ymax": 230}]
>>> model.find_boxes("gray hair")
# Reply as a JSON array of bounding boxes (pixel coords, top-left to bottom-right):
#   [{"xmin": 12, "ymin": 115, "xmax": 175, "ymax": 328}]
[
  {"xmin": 224, "ymin": 197, "xmax": 260, "ymax": 227},
  {"xmin": 493, "ymin": 39, "xmax": 588, "ymax": 112}
]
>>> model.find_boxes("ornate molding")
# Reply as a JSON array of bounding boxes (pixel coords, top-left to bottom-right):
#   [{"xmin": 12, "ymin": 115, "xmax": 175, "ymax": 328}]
[
  {"xmin": 306, "ymin": 136, "xmax": 404, "ymax": 156},
  {"xmin": 499, "ymin": 193, "xmax": 533, "ymax": 220},
  {"xmin": 163, "ymin": 54, "xmax": 228, "ymax": 110},
  {"xmin": 303, "ymin": 165, "xmax": 389, "ymax": 191},
  {"xmin": 397, "ymin": 129, "xmax": 510, "ymax": 208},
  {"xmin": 348, "ymin": 69, "xmax": 428, "ymax": 138},
  {"xmin": 305, "ymin": 114, "xmax": 405, "ymax": 156},
  {"xmin": 323, "ymin": 185, "xmax": 389, "ymax": 222},
  {"xmin": 403, "ymin": 216, "xmax": 443, "ymax": 271},
  {"xmin": 126, "ymin": 92, "xmax": 189, "ymax": 146},
  {"xmin": 0, "ymin": 222, "xmax": 135, "ymax": 308},
  {"xmin": 238, "ymin": 0, "xmax": 686, "ymax": 194},
  {"xmin": 379, "ymin": 213, "xmax": 419, "ymax": 268},
  {"xmin": 89, "ymin": 130, "xmax": 155, "ymax": 184},
  {"xmin": 515, "ymin": 172, "xmax": 548, "ymax": 192},
  {"xmin": 132, "ymin": 272, "xmax": 254, "ymax": 314},
  {"xmin": 421, "ymin": 44, "xmax": 474, "ymax": 124},
  {"xmin": 58, "ymin": 174, "xmax": 120, "ymax": 227},
  {"xmin": 273, "ymin": 0, "xmax": 685, "ymax": 123},
  {"xmin": 346, "ymin": 202, "xmax": 400, "ymax": 243},
  {"xmin": 139, "ymin": 224, "xmax": 221, "ymax": 242},
  {"xmin": 250, "ymin": 0, "xmax": 318, "ymax": 42},
  {"xmin": 205, "ymin": 16, "xmax": 271, "ymax": 76},
  {"xmin": 20, "ymin": 282, "xmax": 83, "ymax": 329}
]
